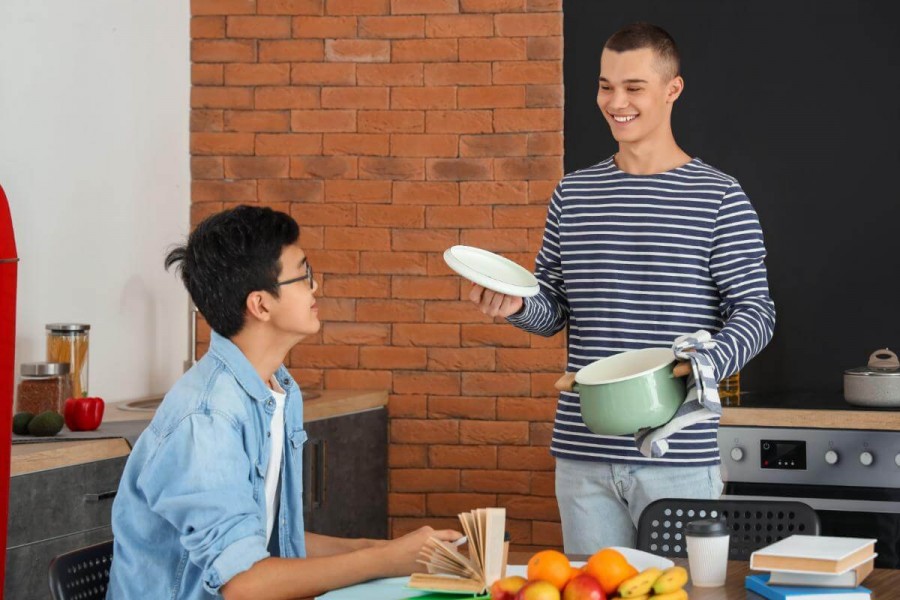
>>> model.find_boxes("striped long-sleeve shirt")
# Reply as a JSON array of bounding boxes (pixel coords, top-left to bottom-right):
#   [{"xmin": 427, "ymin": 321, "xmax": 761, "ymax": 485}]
[{"xmin": 508, "ymin": 157, "xmax": 775, "ymax": 465}]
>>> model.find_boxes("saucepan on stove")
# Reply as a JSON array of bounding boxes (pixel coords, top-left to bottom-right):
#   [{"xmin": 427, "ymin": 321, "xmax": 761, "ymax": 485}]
[{"xmin": 844, "ymin": 348, "xmax": 900, "ymax": 408}]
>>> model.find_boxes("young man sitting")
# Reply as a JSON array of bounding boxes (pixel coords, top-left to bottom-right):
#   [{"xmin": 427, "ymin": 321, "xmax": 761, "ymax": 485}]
[{"xmin": 107, "ymin": 205, "xmax": 460, "ymax": 599}]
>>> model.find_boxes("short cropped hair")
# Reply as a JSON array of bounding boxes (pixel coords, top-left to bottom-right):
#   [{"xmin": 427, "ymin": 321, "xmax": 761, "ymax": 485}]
[
  {"xmin": 165, "ymin": 205, "xmax": 300, "ymax": 337},
  {"xmin": 604, "ymin": 22, "xmax": 680, "ymax": 80}
]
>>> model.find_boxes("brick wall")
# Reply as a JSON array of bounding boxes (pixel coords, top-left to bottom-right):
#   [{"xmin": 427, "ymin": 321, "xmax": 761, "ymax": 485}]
[{"xmin": 190, "ymin": 0, "xmax": 565, "ymax": 552}]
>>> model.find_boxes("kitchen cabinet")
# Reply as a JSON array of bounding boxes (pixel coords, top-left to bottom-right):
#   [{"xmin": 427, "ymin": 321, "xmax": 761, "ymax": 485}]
[
  {"xmin": 303, "ymin": 407, "xmax": 388, "ymax": 539},
  {"xmin": 5, "ymin": 454, "xmax": 126, "ymax": 600}
]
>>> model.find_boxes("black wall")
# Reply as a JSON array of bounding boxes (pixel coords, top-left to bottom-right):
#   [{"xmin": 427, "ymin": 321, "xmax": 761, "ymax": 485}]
[{"xmin": 563, "ymin": 1, "xmax": 900, "ymax": 394}]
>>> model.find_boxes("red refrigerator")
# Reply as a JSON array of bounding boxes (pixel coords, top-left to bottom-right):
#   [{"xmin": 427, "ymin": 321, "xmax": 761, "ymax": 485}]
[{"xmin": 0, "ymin": 185, "xmax": 18, "ymax": 598}]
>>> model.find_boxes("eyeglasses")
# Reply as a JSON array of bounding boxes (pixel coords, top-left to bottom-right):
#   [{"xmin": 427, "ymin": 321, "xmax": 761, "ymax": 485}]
[{"xmin": 276, "ymin": 262, "xmax": 314, "ymax": 290}]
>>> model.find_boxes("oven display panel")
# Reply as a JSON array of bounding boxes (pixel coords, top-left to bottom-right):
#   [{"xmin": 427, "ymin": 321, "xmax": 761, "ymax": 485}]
[{"xmin": 760, "ymin": 439, "xmax": 807, "ymax": 470}]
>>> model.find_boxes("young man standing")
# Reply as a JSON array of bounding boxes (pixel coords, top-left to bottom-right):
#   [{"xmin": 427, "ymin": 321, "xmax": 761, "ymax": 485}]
[
  {"xmin": 108, "ymin": 206, "xmax": 460, "ymax": 599},
  {"xmin": 469, "ymin": 23, "xmax": 775, "ymax": 552}
]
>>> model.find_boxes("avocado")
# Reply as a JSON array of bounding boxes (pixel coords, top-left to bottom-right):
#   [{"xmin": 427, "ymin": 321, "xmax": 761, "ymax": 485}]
[
  {"xmin": 12, "ymin": 412, "xmax": 34, "ymax": 435},
  {"xmin": 27, "ymin": 411, "xmax": 64, "ymax": 436}
]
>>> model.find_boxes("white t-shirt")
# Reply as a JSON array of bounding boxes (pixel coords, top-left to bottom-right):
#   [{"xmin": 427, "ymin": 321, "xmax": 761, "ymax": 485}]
[{"xmin": 265, "ymin": 379, "xmax": 286, "ymax": 545}]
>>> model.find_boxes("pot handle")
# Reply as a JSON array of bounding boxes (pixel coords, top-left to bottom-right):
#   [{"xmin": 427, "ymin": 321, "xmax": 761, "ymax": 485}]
[
  {"xmin": 554, "ymin": 372, "xmax": 577, "ymax": 393},
  {"xmin": 868, "ymin": 348, "xmax": 900, "ymax": 370}
]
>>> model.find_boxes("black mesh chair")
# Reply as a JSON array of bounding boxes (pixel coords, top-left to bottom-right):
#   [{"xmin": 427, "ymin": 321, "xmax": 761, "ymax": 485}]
[
  {"xmin": 636, "ymin": 498, "xmax": 820, "ymax": 560},
  {"xmin": 48, "ymin": 539, "xmax": 113, "ymax": 600}
]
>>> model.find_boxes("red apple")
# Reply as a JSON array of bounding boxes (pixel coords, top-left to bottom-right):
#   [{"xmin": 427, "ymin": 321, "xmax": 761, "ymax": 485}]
[
  {"xmin": 562, "ymin": 574, "xmax": 606, "ymax": 600},
  {"xmin": 516, "ymin": 580, "xmax": 561, "ymax": 600},
  {"xmin": 491, "ymin": 576, "xmax": 527, "ymax": 600}
]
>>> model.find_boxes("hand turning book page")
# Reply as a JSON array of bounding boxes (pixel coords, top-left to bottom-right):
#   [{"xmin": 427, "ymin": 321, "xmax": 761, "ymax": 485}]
[{"xmin": 408, "ymin": 507, "xmax": 508, "ymax": 595}]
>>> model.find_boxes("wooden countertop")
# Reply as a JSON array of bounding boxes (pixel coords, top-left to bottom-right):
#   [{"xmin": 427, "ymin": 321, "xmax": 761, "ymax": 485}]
[
  {"xmin": 99, "ymin": 388, "xmax": 388, "ymax": 424},
  {"xmin": 504, "ymin": 554, "xmax": 899, "ymax": 599},
  {"xmin": 720, "ymin": 406, "xmax": 900, "ymax": 430},
  {"xmin": 11, "ymin": 389, "xmax": 387, "ymax": 476},
  {"xmin": 10, "ymin": 438, "xmax": 132, "ymax": 477}
]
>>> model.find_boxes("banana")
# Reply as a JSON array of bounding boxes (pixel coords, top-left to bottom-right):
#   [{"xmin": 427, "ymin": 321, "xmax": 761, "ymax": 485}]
[
  {"xmin": 628, "ymin": 596, "xmax": 651, "ymax": 600},
  {"xmin": 649, "ymin": 590, "xmax": 688, "ymax": 600},
  {"xmin": 618, "ymin": 568, "xmax": 663, "ymax": 597},
  {"xmin": 652, "ymin": 566, "xmax": 689, "ymax": 594}
]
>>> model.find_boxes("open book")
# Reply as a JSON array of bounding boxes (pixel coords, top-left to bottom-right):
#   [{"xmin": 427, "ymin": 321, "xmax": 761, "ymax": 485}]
[{"xmin": 408, "ymin": 507, "xmax": 508, "ymax": 595}]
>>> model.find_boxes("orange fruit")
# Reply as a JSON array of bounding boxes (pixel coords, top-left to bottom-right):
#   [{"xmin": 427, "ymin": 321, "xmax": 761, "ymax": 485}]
[
  {"xmin": 583, "ymin": 548, "xmax": 639, "ymax": 595},
  {"xmin": 527, "ymin": 550, "xmax": 571, "ymax": 590}
]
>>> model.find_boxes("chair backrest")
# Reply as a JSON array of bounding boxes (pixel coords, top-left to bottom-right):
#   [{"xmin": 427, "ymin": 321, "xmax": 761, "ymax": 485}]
[
  {"xmin": 636, "ymin": 498, "xmax": 820, "ymax": 560},
  {"xmin": 48, "ymin": 539, "xmax": 114, "ymax": 600}
]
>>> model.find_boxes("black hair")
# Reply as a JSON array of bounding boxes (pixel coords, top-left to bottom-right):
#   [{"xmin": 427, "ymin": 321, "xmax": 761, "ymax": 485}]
[
  {"xmin": 604, "ymin": 22, "xmax": 681, "ymax": 80},
  {"xmin": 165, "ymin": 205, "xmax": 300, "ymax": 338}
]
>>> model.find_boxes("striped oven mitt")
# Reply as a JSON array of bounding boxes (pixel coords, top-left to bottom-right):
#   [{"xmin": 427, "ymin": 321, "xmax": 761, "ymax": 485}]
[{"xmin": 634, "ymin": 330, "xmax": 723, "ymax": 458}]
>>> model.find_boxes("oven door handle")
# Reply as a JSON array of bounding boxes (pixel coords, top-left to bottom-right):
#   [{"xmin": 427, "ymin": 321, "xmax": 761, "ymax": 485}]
[{"xmin": 720, "ymin": 493, "xmax": 900, "ymax": 514}]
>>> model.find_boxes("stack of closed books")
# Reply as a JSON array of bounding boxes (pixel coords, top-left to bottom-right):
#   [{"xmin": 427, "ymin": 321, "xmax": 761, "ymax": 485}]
[{"xmin": 745, "ymin": 535, "xmax": 876, "ymax": 600}]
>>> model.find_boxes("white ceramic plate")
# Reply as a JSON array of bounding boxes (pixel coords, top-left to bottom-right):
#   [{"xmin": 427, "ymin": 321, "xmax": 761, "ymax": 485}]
[
  {"xmin": 606, "ymin": 546, "xmax": 675, "ymax": 570},
  {"xmin": 443, "ymin": 245, "xmax": 539, "ymax": 298},
  {"xmin": 505, "ymin": 547, "xmax": 673, "ymax": 578}
]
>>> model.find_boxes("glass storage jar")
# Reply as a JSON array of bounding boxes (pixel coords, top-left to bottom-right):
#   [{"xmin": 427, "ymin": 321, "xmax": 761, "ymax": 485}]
[
  {"xmin": 16, "ymin": 362, "xmax": 72, "ymax": 415},
  {"xmin": 719, "ymin": 371, "xmax": 741, "ymax": 406},
  {"xmin": 46, "ymin": 323, "xmax": 90, "ymax": 398}
]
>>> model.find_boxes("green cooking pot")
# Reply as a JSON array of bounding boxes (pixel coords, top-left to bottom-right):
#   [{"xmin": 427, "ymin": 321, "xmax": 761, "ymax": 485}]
[{"xmin": 573, "ymin": 347, "xmax": 685, "ymax": 436}]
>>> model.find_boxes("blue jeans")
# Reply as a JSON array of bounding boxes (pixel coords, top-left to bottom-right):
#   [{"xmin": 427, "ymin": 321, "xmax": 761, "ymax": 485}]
[{"xmin": 555, "ymin": 458, "xmax": 724, "ymax": 553}]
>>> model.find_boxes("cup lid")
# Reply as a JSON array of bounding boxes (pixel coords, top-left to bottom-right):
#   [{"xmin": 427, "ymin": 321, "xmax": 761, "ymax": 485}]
[{"xmin": 685, "ymin": 519, "xmax": 729, "ymax": 537}]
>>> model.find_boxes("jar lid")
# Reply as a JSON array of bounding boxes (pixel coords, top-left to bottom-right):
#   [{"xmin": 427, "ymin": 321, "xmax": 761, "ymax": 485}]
[
  {"xmin": 685, "ymin": 519, "xmax": 729, "ymax": 537},
  {"xmin": 20, "ymin": 362, "xmax": 71, "ymax": 376},
  {"xmin": 46, "ymin": 323, "xmax": 91, "ymax": 332}
]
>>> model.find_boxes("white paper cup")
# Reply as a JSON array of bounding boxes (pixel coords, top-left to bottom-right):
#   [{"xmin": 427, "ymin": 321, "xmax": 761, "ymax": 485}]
[{"xmin": 685, "ymin": 519, "xmax": 730, "ymax": 587}]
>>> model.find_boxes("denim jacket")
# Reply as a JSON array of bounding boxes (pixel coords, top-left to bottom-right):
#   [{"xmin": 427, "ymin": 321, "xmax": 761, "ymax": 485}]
[{"xmin": 107, "ymin": 331, "xmax": 308, "ymax": 598}]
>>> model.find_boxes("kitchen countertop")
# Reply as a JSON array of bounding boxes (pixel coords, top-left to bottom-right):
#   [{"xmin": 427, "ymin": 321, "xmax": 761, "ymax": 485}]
[
  {"xmin": 720, "ymin": 390, "xmax": 900, "ymax": 430},
  {"xmin": 101, "ymin": 388, "xmax": 388, "ymax": 424},
  {"xmin": 11, "ymin": 389, "xmax": 388, "ymax": 476},
  {"xmin": 15, "ymin": 387, "xmax": 897, "ymax": 475},
  {"xmin": 720, "ymin": 406, "xmax": 900, "ymax": 430}
]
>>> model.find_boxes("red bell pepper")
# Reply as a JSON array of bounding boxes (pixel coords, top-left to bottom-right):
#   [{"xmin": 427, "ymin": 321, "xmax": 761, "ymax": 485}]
[{"xmin": 64, "ymin": 396, "xmax": 105, "ymax": 431}]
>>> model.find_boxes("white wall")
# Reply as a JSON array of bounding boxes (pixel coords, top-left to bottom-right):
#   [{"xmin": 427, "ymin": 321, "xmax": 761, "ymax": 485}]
[{"xmin": 0, "ymin": 1, "xmax": 191, "ymax": 402}]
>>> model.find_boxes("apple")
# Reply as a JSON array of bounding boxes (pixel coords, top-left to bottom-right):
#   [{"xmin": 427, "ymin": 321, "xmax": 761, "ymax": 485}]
[
  {"xmin": 491, "ymin": 576, "xmax": 527, "ymax": 600},
  {"xmin": 516, "ymin": 580, "xmax": 561, "ymax": 600},
  {"xmin": 562, "ymin": 574, "xmax": 606, "ymax": 600}
]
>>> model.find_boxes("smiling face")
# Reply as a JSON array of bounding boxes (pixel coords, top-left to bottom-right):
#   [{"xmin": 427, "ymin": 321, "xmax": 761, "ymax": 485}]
[
  {"xmin": 268, "ymin": 242, "xmax": 320, "ymax": 338},
  {"xmin": 597, "ymin": 47, "xmax": 683, "ymax": 146}
]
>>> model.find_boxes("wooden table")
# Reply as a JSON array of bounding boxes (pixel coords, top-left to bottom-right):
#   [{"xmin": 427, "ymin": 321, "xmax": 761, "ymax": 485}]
[{"xmin": 506, "ymin": 553, "xmax": 899, "ymax": 599}]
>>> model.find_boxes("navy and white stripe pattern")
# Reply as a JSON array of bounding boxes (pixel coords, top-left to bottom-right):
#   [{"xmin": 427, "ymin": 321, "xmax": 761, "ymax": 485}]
[
  {"xmin": 635, "ymin": 330, "xmax": 722, "ymax": 458},
  {"xmin": 508, "ymin": 157, "xmax": 775, "ymax": 466}
]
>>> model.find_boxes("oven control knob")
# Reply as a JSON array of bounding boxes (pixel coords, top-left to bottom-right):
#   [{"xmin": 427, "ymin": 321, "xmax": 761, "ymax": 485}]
[
  {"xmin": 824, "ymin": 450, "xmax": 839, "ymax": 465},
  {"xmin": 859, "ymin": 451, "xmax": 874, "ymax": 466},
  {"xmin": 730, "ymin": 447, "xmax": 744, "ymax": 462},
  {"xmin": 895, "ymin": 453, "xmax": 900, "ymax": 468}
]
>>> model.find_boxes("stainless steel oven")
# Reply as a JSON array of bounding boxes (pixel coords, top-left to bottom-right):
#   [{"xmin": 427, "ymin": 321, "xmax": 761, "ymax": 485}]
[{"xmin": 718, "ymin": 425, "xmax": 900, "ymax": 568}]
